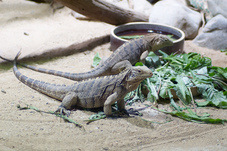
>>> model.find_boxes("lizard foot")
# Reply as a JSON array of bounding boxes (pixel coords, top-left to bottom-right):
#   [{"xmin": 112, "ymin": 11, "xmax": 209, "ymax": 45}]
[
  {"xmin": 55, "ymin": 106, "xmax": 71, "ymax": 117},
  {"xmin": 120, "ymin": 109, "xmax": 130, "ymax": 117},
  {"xmin": 108, "ymin": 109, "xmax": 129, "ymax": 118}
]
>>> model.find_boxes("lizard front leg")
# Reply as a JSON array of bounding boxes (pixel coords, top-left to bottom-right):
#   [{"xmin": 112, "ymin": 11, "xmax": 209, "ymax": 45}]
[
  {"xmin": 117, "ymin": 99, "xmax": 125, "ymax": 111},
  {"xmin": 111, "ymin": 60, "xmax": 132, "ymax": 74},
  {"xmin": 140, "ymin": 50, "xmax": 149, "ymax": 64},
  {"xmin": 104, "ymin": 91, "xmax": 128, "ymax": 116},
  {"xmin": 104, "ymin": 92, "xmax": 119, "ymax": 116},
  {"xmin": 55, "ymin": 92, "xmax": 78, "ymax": 116},
  {"xmin": 117, "ymin": 98, "xmax": 129, "ymax": 116}
]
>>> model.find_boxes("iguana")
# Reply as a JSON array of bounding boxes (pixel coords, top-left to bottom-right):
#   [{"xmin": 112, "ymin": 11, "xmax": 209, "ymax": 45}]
[
  {"xmin": 1, "ymin": 33, "xmax": 172, "ymax": 81},
  {"xmin": 13, "ymin": 52, "xmax": 153, "ymax": 116}
]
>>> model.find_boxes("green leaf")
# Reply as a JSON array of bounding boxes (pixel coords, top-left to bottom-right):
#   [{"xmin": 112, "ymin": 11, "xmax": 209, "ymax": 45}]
[
  {"xmin": 145, "ymin": 52, "xmax": 161, "ymax": 68},
  {"xmin": 167, "ymin": 89, "xmax": 181, "ymax": 111},
  {"xmin": 159, "ymin": 88, "xmax": 168, "ymax": 99},
  {"xmin": 151, "ymin": 106, "xmax": 226, "ymax": 124},
  {"xmin": 197, "ymin": 84, "xmax": 227, "ymax": 109},
  {"xmin": 197, "ymin": 67, "xmax": 208, "ymax": 74},
  {"xmin": 85, "ymin": 112, "xmax": 106, "ymax": 124},
  {"xmin": 146, "ymin": 78, "xmax": 158, "ymax": 102},
  {"xmin": 220, "ymin": 49, "xmax": 227, "ymax": 52},
  {"xmin": 158, "ymin": 50, "xmax": 169, "ymax": 58},
  {"xmin": 208, "ymin": 66, "xmax": 227, "ymax": 80},
  {"xmin": 166, "ymin": 34, "xmax": 178, "ymax": 41},
  {"xmin": 118, "ymin": 35, "xmax": 143, "ymax": 39},
  {"xmin": 132, "ymin": 51, "xmax": 226, "ymax": 124},
  {"xmin": 175, "ymin": 76, "xmax": 187, "ymax": 101},
  {"xmin": 168, "ymin": 110, "xmax": 226, "ymax": 124},
  {"xmin": 175, "ymin": 76, "xmax": 192, "ymax": 104},
  {"xmin": 135, "ymin": 62, "xmax": 144, "ymax": 66},
  {"xmin": 92, "ymin": 53, "xmax": 102, "ymax": 68}
]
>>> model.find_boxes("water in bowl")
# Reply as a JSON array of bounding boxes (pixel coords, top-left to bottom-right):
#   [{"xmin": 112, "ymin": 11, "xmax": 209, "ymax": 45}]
[{"xmin": 116, "ymin": 29, "xmax": 179, "ymax": 41}]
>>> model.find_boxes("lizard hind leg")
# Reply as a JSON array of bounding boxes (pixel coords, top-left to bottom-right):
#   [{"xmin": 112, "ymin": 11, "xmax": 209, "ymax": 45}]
[{"xmin": 55, "ymin": 92, "xmax": 78, "ymax": 116}]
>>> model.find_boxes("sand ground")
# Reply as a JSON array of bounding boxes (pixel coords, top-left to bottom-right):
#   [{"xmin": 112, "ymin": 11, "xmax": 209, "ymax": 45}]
[{"xmin": 0, "ymin": 1, "xmax": 226, "ymax": 150}]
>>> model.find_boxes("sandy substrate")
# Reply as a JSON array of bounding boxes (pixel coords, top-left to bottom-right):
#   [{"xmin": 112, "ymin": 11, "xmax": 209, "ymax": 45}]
[{"xmin": 0, "ymin": 1, "xmax": 227, "ymax": 150}]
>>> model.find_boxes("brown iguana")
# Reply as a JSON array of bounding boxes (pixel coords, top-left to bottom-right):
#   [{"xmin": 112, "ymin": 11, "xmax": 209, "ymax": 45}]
[
  {"xmin": 2, "ymin": 33, "xmax": 172, "ymax": 81},
  {"xmin": 13, "ymin": 52, "xmax": 153, "ymax": 116}
]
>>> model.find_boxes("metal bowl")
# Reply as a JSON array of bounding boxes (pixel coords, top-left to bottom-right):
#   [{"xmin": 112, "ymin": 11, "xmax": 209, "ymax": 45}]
[{"xmin": 110, "ymin": 22, "xmax": 185, "ymax": 55}]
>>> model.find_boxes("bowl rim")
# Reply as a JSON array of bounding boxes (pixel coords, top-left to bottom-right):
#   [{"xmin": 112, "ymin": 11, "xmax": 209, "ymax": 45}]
[{"xmin": 111, "ymin": 22, "xmax": 185, "ymax": 43}]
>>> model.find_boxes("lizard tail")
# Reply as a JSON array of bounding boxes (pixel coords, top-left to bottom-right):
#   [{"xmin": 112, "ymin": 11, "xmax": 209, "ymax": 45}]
[
  {"xmin": 18, "ymin": 61, "xmax": 108, "ymax": 81},
  {"xmin": 1, "ymin": 52, "xmax": 107, "ymax": 81},
  {"xmin": 14, "ymin": 63, "xmax": 108, "ymax": 81},
  {"xmin": 0, "ymin": 55, "xmax": 13, "ymax": 63},
  {"xmin": 12, "ymin": 51, "xmax": 65, "ymax": 100},
  {"xmin": 13, "ymin": 51, "xmax": 22, "ymax": 64}
]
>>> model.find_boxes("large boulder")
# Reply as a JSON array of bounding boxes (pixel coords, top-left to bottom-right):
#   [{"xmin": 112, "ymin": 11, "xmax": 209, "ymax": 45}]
[
  {"xmin": 149, "ymin": 0, "xmax": 201, "ymax": 39},
  {"xmin": 133, "ymin": 0, "xmax": 153, "ymax": 16},
  {"xmin": 106, "ymin": 0, "xmax": 152, "ymax": 16},
  {"xmin": 189, "ymin": 0, "xmax": 227, "ymax": 22},
  {"xmin": 193, "ymin": 14, "xmax": 227, "ymax": 50},
  {"xmin": 207, "ymin": 0, "xmax": 227, "ymax": 18}
]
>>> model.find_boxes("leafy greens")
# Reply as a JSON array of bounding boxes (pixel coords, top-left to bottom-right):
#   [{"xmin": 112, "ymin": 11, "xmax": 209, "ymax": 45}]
[{"xmin": 92, "ymin": 51, "xmax": 227, "ymax": 123}]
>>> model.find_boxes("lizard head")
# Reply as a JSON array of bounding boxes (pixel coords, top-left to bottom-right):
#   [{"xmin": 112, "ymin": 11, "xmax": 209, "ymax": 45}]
[
  {"xmin": 125, "ymin": 66, "xmax": 153, "ymax": 90},
  {"xmin": 143, "ymin": 33, "xmax": 173, "ymax": 52}
]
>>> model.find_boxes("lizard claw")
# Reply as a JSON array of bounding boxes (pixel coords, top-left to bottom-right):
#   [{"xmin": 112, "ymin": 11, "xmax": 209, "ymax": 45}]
[
  {"xmin": 120, "ymin": 109, "xmax": 130, "ymax": 117},
  {"xmin": 127, "ymin": 108, "xmax": 143, "ymax": 116},
  {"xmin": 109, "ymin": 109, "xmax": 130, "ymax": 118},
  {"xmin": 55, "ymin": 106, "xmax": 71, "ymax": 117}
]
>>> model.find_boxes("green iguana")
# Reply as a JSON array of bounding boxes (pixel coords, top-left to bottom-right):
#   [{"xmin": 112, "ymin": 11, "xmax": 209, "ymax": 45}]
[
  {"xmin": 1, "ymin": 33, "xmax": 172, "ymax": 81},
  {"xmin": 13, "ymin": 52, "xmax": 153, "ymax": 116}
]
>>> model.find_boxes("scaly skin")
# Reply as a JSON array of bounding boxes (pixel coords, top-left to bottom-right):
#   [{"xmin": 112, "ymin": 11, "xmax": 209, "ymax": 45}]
[
  {"xmin": 13, "ymin": 52, "xmax": 153, "ymax": 116},
  {"xmin": 2, "ymin": 33, "xmax": 172, "ymax": 81}
]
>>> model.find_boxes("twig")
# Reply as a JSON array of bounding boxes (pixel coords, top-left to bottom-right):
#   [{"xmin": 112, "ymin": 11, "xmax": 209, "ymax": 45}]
[{"xmin": 17, "ymin": 104, "xmax": 84, "ymax": 129}]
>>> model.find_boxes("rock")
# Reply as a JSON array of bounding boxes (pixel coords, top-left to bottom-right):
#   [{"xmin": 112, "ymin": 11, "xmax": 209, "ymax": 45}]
[
  {"xmin": 71, "ymin": 0, "xmax": 152, "ymax": 22},
  {"xmin": 189, "ymin": 0, "xmax": 227, "ymax": 22},
  {"xmin": 193, "ymin": 15, "xmax": 227, "ymax": 50},
  {"xmin": 106, "ymin": 0, "xmax": 152, "ymax": 16},
  {"xmin": 149, "ymin": 0, "xmax": 201, "ymax": 39},
  {"xmin": 1, "ymin": 89, "xmax": 6, "ymax": 94},
  {"xmin": 105, "ymin": 0, "xmax": 130, "ymax": 10},
  {"xmin": 71, "ymin": 11, "xmax": 87, "ymax": 19},
  {"xmin": 133, "ymin": 0, "xmax": 153, "ymax": 16},
  {"xmin": 207, "ymin": 0, "xmax": 227, "ymax": 18}
]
